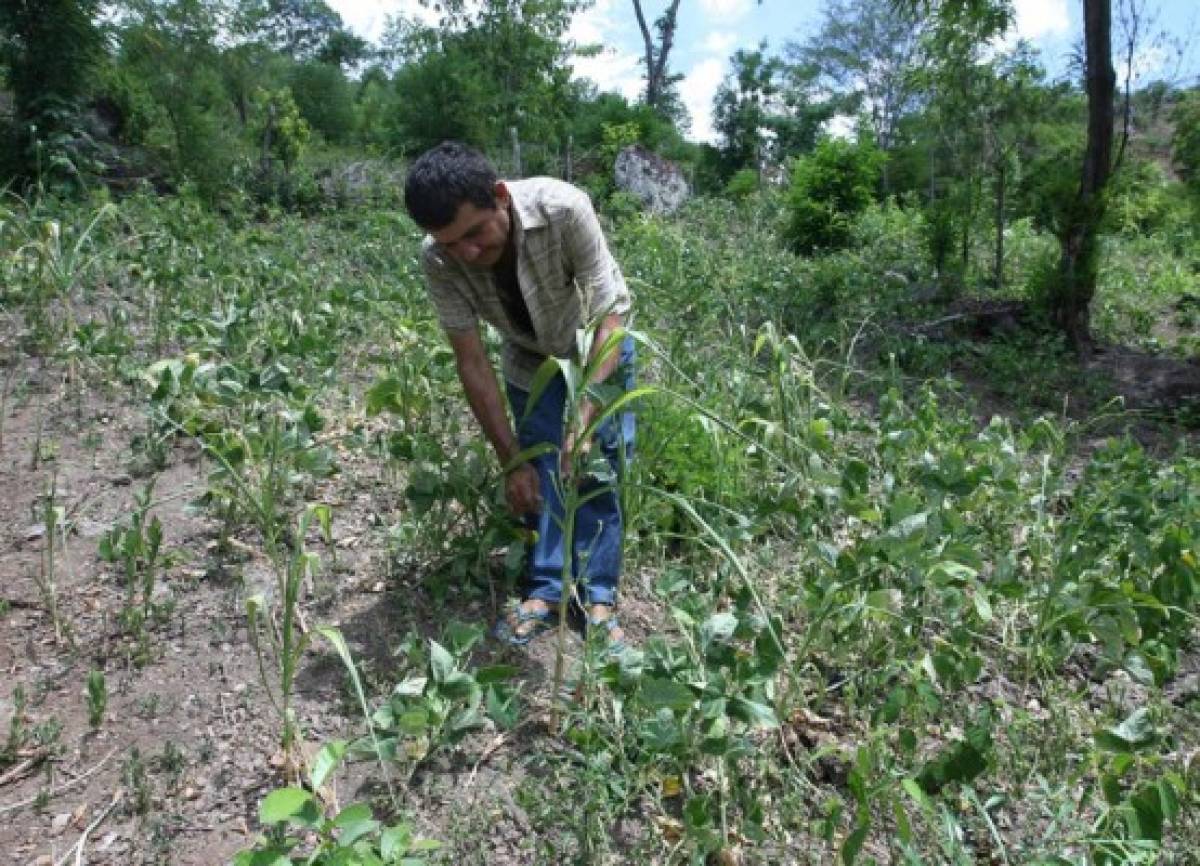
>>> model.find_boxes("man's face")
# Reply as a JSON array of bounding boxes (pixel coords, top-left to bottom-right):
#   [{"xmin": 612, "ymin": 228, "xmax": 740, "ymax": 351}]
[{"xmin": 431, "ymin": 183, "xmax": 512, "ymax": 268}]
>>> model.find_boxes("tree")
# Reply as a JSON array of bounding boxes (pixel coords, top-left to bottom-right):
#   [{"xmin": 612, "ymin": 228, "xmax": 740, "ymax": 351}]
[
  {"xmin": 1053, "ymin": 0, "xmax": 1115, "ymax": 354},
  {"xmin": 782, "ymin": 137, "xmax": 884, "ymax": 254},
  {"xmin": 896, "ymin": 0, "xmax": 1116, "ymax": 352},
  {"xmin": 1172, "ymin": 90, "xmax": 1200, "ymax": 195},
  {"xmin": 631, "ymin": 0, "xmax": 681, "ymax": 116},
  {"xmin": 713, "ymin": 45, "xmax": 783, "ymax": 173},
  {"xmin": 0, "ymin": 0, "xmax": 105, "ymax": 179},
  {"xmin": 788, "ymin": 0, "xmax": 926, "ymax": 190},
  {"xmin": 714, "ymin": 44, "xmax": 833, "ymax": 180},
  {"xmin": 383, "ymin": 0, "xmax": 584, "ymax": 154},
  {"xmin": 631, "ymin": 0, "xmax": 761, "ymax": 126},
  {"xmin": 241, "ymin": 0, "xmax": 366, "ymax": 67},
  {"xmin": 287, "ymin": 62, "xmax": 355, "ymax": 144},
  {"xmin": 117, "ymin": 0, "xmax": 242, "ymax": 200}
]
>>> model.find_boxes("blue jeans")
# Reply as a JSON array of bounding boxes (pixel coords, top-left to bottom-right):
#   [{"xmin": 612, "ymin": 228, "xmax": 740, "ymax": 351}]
[{"xmin": 505, "ymin": 337, "xmax": 636, "ymax": 606}]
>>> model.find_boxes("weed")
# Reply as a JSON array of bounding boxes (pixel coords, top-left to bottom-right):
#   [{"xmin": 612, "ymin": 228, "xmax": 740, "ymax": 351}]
[
  {"xmin": 33, "ymin": 476, "xmax": 70, "ymax": 644},
  {"xmin": 123, "ymin": 747, "xmax": 152, "ymax": 816},
  {"xmin": 1, "ymin": 686, "xmax": 29, "ymax": 766},
  {"xmin": 85, "ymin": 670, "xmax": 106, "ymax": 729}
]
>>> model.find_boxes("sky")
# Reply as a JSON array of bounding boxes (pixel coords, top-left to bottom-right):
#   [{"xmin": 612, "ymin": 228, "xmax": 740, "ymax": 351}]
[{"xmin": 327, "ymin": 0, "xmax": 1200, "ymax": 143}]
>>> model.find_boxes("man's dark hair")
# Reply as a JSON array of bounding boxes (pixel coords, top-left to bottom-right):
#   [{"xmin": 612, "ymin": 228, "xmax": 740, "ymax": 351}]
[{"xmin": 404, "ymin": 141, "xmax": 499, "ymax": 230}]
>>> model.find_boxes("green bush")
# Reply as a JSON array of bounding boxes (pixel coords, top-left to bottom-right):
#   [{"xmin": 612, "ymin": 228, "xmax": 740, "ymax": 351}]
[
  {"xmin": 782, "ymin": 137, "xmax": 884, "ymax": 255},
  {"xmin": 1106, "ymin": 158, "xmax": 1188, "ymax": 236},
  {"xmin": 1172, "ymin": 91, "xmax": 1200, "ymax": 195},
  {"xmin": 288, "ymin": 62, "xmax": 355, "ymax": 145},
  {"xmin": 724, "ymin": 168, "xmax": 759, "ymax": 201}
]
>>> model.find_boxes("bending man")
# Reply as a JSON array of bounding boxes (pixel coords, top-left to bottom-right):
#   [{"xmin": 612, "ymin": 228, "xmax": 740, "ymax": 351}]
[{"xmin": 403, "ymin": 142, "xmax": 635, "ymax": 649}]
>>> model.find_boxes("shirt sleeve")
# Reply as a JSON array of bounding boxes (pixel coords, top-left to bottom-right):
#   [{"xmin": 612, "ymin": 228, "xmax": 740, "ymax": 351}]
[
  {"xmin": 420, "ymin": 242, "xmax": 478, "ymax": 333},
  {"xmin": 563, "ymin": 189, "xmax": 632, "ymax": 320}
]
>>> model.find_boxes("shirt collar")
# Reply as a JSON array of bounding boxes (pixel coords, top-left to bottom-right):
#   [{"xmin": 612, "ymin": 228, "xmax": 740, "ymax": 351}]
[{"xmin": 508, "ymin": 180, "xmax": 545, "ymax": 230}]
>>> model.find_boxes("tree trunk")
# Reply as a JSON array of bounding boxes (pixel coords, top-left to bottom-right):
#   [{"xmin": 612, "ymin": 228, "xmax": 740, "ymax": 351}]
[
  {"xmin": 631, "ymin": 0, "xmax": 681, "ymax": 111},
  {"xmin": 1055, "ymin": 0, "xmax": 1115, "ymax": 357},
  {"xmin": 994, "ymin": 160, "xmax": 1005, "ymax": 291}
]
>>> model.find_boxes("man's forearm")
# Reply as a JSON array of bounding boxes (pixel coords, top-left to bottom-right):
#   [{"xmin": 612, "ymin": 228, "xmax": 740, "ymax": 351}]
[{"xmin": 457, "ymin": 353, "xmax": 519, "ymax": 466}]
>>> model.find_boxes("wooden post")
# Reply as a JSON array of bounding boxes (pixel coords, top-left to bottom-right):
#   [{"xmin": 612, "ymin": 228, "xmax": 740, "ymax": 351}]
[
  {"xmin": 510, "ymin": 127, "xmax": 522, "ymax": 178},
  {"xmin": 565, "ymin": 134, "xmax": 574, "ymax": 182}
]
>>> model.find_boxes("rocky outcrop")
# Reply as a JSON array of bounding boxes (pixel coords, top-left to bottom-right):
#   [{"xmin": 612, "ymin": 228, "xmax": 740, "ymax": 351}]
[{"xmin": 613, "ymin": 145, "xmax": 689, "ymax": 215}]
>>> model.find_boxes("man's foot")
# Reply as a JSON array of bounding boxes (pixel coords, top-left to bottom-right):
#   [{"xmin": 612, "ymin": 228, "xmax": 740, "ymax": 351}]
[
  {"xmin": 494, "ymin": 598, "xmax": 556, "ymax": 646},
  {"xmin": 585, "ymin": 604, "xmax": 627, "ymax": 654}
]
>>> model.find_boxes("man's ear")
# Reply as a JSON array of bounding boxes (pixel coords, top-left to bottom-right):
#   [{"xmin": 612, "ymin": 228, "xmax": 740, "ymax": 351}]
[{"xmin": 494, "ymin": 181, "xmax": 510, "ymax": 207}]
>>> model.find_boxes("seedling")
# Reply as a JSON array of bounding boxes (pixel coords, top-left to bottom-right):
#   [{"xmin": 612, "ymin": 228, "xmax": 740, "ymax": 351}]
[
  {"xmin": 34, "ymin": 476, "xmax": 69, "ymax": 644},
  {"xmin": 85, "ymin": 670, "xmax": 107, "ymax": 729}
]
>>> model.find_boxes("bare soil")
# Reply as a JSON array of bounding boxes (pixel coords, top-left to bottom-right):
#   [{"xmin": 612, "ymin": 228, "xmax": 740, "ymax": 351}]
[{"xmin": 0, "ymin": 360, "xmax": 662, "ymax": 865}]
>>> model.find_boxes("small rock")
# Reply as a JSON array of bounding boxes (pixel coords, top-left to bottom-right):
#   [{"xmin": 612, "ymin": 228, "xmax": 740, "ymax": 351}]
[
  {"xmin": 24, "ymin": 524, "xmax": 46, "ymax": 542},
  {"xmin": 51, "ymin": 812, "xmax": 71, "ymax": 834}
]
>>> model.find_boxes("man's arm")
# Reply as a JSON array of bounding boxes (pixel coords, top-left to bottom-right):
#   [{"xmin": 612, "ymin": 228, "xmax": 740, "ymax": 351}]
[{"xmin": 447, "ymin": 328, "xmax": 540, "ymax": 515}]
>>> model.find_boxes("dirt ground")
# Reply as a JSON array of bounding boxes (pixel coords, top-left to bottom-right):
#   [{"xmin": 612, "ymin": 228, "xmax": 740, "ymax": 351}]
[{"xmin": 0, "ymin": 360, "xmax": 664, "ymax": 865}]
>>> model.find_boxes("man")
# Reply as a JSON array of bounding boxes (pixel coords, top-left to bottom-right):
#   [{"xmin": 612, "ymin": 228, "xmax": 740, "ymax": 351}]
[{"xmin": 403, "ymin": 141, "xmax": 635, "ymax": 649}]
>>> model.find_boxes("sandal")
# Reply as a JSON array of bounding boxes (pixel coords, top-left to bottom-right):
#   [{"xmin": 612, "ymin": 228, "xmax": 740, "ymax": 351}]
[
  {"xmin": 494, "ymin": 601, "xmax": 557, "ymax": 646},
  {"xmin": 585, "ymin": 611, "xmax": 628, "ymax": 656}
]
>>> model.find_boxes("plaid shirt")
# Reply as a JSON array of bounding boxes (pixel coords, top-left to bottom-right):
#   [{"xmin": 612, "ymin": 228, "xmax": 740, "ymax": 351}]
[{"xmin": 419, "ymin": 177, "xmax": 632, "ymax": 389}]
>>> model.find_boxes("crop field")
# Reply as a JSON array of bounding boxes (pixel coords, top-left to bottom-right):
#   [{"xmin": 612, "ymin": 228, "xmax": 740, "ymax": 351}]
[{"xmin": 1, "ymin": 188, "xmax": 1198, "ymax": 865}]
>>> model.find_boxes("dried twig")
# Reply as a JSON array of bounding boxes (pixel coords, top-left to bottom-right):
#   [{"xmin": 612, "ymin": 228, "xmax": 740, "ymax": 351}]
[
  {"xmin": 54, "ymin": 790, "xmax": 122, "ymax": 866},
  {"xmin": 0, "ymin": 746, "xmax": 119, "ymax": 815},
  {"xmin": 0, "ymin": 750, "xmax": 48, "ymax": 787}
]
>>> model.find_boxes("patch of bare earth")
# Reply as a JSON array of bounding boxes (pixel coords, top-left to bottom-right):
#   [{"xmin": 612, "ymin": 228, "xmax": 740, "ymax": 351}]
[{"xmin": 0, "ymin": 354, "xmax": 671, "ymax": 865}]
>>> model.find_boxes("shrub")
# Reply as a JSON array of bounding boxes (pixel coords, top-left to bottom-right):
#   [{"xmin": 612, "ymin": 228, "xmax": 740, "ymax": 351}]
[
  {"xmin": 781, "ymin": 136, "xmax": 884, "ymax": 255},
  {"xmin": 724, "ymin": 168, "xmax": 759, "ymax": 201},
  {"xmin": 1172, "ymin": 91, "xmax": 1200, "ymax": 195}
]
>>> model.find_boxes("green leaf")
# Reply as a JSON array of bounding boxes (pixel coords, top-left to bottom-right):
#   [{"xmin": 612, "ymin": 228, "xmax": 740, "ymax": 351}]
[
  {"xmin": 310, "ymin": 739, "xmax": 347, "ymax": 790},
  {"xmin": 259, "ymin": 787, "xmax": 321, "ymax": 827},
  {"xmin": 915, "ymin": 736, "xmax": 990, "ymax": 795},
  {"xmin": 840, "ymin": 817, "xmax": 870, "ymax": 865},
  {"xmin": 365, "ymin": 376, "xmax": 402, "ymax": 416},
  {"xmin": 428, "ymin": 640, "xmax": 454, "ymax": 684},
  {"xmin": 701, "ymin": 612, "xmax": 737, "ymax": 644},
  {"xmin": 1128, "ymin": 783, "xmax": 1165, "ymax": 841},
  {"xmin": 475, "ymin": 665, "xmax": 519, "ymax": 685},
  {"xmin": 380, "ymin": 823, "xmax": 413, "ymax": 860},
  {"xmin": 332, "ymin": 802, "xmax": 378, "ymax": 845},
  {"xmin": 901, "ymin": 778, "xmax": 933, "ymax": 813},
  {"xmin": 1095, "ymin": 708, "xmax": 1157, "ymax": 753},
  {"xmin": 728, "ymin": 697, "xmax": 779, "ymax": 729},
  {"xmin": 235, "ymin": 848, "xmax": 294, "ymax": 866},
  {"xmin": 640, "ymin": 678, "xmax": 696, "ymax": 713},
  {"xmin": 443, "ymin": 621, "xmax": 484, "ymax": 655},
  {"xmin": 971, "ymin": 586, "xmax": 993, "ymax": 623}
]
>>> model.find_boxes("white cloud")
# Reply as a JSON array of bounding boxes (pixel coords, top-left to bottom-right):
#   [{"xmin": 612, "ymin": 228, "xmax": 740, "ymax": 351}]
[
  {"xmin": 701, "ymin": 31, "xmax": 738, "ymax": 58},
  {"xmin": 570, "ymin": 0, "xmax": 644, "ymax": 100},
  {"xmin": 699, "ymin": 0, "xmax": 753, "ymax": 20},
  {"xmin": 574, "ymin": 49, "xmax": 646, "ymax": 100},
  {"xmin": 681, "ymin": 57, "xmax": 727, "ymax": 143},
  {"xmin": 1012, "ymin": 0, "xmax": 1071, "ymax": 41},
  {"xmin": 1129, "ymin": 45, "xmax": 1172, "ymax": 86},
  {"xmin": 326, "ymin": 0, "xmax": 439, "ymax": 42}
]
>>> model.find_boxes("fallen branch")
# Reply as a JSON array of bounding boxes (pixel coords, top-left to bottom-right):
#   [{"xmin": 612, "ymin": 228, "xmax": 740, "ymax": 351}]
[
  {"xmin": 0, "ymin": 747, "xmax": 119, "ymax": 815},
  {"xmin": 54, "ymin": 790, "xmax": 122, "ymax": 866},
  {"xmin": 0, "ymin": 749, "xmax": 48, "ymax": 787}
]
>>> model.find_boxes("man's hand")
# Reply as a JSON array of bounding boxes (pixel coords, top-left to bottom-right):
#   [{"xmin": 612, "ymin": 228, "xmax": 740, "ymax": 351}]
[{"xmin": 505, "ymin": 463, "xmax": 542, "ymax": 515}]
